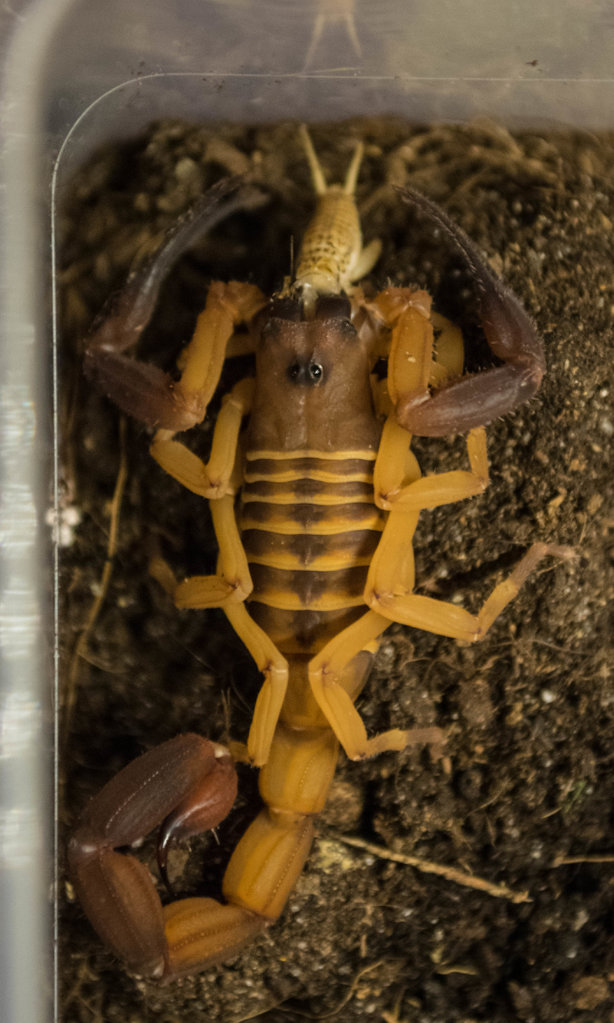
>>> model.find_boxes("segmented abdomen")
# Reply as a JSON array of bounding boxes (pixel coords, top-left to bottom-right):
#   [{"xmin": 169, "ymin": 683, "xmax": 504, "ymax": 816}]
[
  {"xmin": 240, "ymin": 450, "xmax": 384, "ymax": 655},
  {"xmin": 295, "ymin": 192, "xmax": 361, "ymax": 288}
]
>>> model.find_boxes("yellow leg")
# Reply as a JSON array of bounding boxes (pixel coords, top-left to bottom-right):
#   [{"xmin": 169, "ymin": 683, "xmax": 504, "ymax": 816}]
[
  {"xmin": 374, "ymin": 288, "xmax": 434, "ymax": 405},
  {"xmin": 151, "ymin": 496, "xmax": 286, "ymax": 764},
  {"xmin": 368, "ymin": 393, "xmax": 557, "ymax": 643},
  {"xmin": 313, "ymin": 293, "xmax": 559, "ymax": 752},
  {"xmin": 307, "ymin": 610, "xmax": 442, "ymax": 760},
  {"xmin": 150, "ymin": 378, "xmax": 254, "ymax": 499},
  {"xmin": 223, "ymin": 602, "xmax": 288, "ymax": 767},
  {"xmin": 373, "ymin": 417, "xmax": 422, "ymax": 506},
  {"xmin": 370, "ymin": 287, "xmax": 466, "ymax": 424},
  {"xmin": 149, "ymin": 279, "xmax": 263, "ymax": 486},
  {"xmin": 431, "ymin": 311, "xmax": 464, "ymax": 381},
  {"xmin": 124, "ymin": 279, "xmax": 262, "ymax": 435},
  {"xmin": 366, "ymin": 542, "xmax": 568, "ymax": 642},
  {"xmin": 150, "ymin": 546, "xmax": 286, "ymax": 767},
  {"xmin": 305, "ymin": 292, "xmax": 470, "ymax": 758},
  {"xmin": 375, "ymin": 422, "xmax": 488, "ymax": 512},
  {"xmin": 150, "ymin": 493, "xmax": 253, "ymax": 609},
  {"xmin": 175, "ymin": 280, "xmax": 264, "ymax": 406},
  {"xmin": 373, "ymin": 303, "xmax": 487, "ymax": 520},
  {"xmin": 368, "ymin": 289, "xmax": 462, "ymax": 418},
  {"xmin": 150, "ymin": 373, "xmax": 255, "ymax": 607},
  {"xmin": 173, "ymin": 495, "xmax": 253, "ymax": 609}
]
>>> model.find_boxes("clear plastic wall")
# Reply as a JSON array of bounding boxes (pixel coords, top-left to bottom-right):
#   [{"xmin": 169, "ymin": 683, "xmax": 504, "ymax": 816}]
[{"xmin": 0, "ymin": 2, "xmax": 612, "ymax": 1021}]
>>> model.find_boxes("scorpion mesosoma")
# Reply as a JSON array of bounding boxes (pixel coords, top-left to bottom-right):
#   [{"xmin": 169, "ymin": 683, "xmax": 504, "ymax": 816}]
[{"xmin": 69, "ymin": 127, "xmax": 561, "ymax": 982}]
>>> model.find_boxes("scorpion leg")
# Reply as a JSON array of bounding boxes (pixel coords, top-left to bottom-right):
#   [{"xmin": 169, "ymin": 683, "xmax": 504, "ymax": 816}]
[
  {"xmin": 373, "ymin": 289, "xmax": 490, "ymax": 512},
  {"xmin": 305, "ymin": 299, "xmax": 461, "ymax": 759},
  {"xmin": 84, "ymin": 176, "xmax": 265, "ymax": 431},
  {"xmin": 308, "ymin": 610, "xmax": 444, "ymax": 759},
  {"xmin": 308, "ymin": 421, "xmax": 564, "ymax": 759},
  {"xmin": 367, "ymin": 294, "xmax": 570, "ymax": 640},
  {"xmin": 176, "ymin": 564, "xmax": 290, "ymax": 767},
  {"xmin": 309, "ymin": 297, "xmax": 560, "ymax": 760},
  {"xmin": 429, "ymin": 311, "xmax": 464, "ymax": 382},
  {"xmin": 67, "ymin": 735, "xmax": 241, "ymax": 978},
  {"xmin": 149, "ymin": 377, "xmax": 255, "ymax": 607},
  {"xmin": 150, "ymin": 376, "xmax": 289, "ymax": 767},
  {"xmin": 167, "ymin": 494, "xmax": 254, "ymax": 608},
  {"xmin": 366, "ymin": 540, "xmax": 572, "ymax": 642},
  {"xmin": 144, "ymin": 322, "xmax": 263, "ymax": 606},
  {"xmin": 223, "ymin": 602, "xmax": 289, "ymax": 767},
  {"xmin": 150, "ymin": 377, "xmax": 255, "ymax": 500},
  {"xmin": 391, "ymin": 189, "xmax": 545, "ymax": 437}
]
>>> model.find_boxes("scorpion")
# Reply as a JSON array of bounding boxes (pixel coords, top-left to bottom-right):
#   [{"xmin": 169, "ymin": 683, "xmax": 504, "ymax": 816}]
[{"xmin": 68, "ymin": 126, "xmax": 564, "ymax": 982}]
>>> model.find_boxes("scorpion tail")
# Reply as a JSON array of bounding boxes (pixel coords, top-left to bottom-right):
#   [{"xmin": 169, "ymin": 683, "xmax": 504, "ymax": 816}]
[
  {"xmin": 162, "ymin": 807, "xmax": 314, "ymax": 980},
  {"xmin": 162, "ymin": 898, "xmax": 267, "ymax": 980},
  {"xmin": 161, "ymin": 719, "xmax": 338, "ymax": 979}
]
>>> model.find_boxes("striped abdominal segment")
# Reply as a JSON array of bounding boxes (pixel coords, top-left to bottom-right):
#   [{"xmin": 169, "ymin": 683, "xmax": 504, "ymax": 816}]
[{"xmin": 240, "ymin": 450, "xmax": 384, "ymax": 627}]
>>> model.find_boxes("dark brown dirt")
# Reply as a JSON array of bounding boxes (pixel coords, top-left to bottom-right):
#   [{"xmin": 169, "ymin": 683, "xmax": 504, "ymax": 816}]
[{"xmin": 58, "ymin": 119, "xmax": 613, "ymax": 1023}]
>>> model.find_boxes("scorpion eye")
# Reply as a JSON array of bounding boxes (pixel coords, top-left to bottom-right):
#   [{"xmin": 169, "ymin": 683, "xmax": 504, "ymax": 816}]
[{"xmin": 286, "ymin": 360, "xmax": 325, "ymax": 385}]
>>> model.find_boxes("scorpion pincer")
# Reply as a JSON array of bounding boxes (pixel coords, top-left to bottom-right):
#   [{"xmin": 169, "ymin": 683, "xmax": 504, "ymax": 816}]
[{"xmin": 69, "ymin": 126, "xmax": 565, "ymax": 980}]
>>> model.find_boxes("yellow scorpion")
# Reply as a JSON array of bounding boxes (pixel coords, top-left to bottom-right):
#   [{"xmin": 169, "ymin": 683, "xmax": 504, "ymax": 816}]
[{"xmin": 69, "ymin": 127, "xmax": 563, "ymax": 981}]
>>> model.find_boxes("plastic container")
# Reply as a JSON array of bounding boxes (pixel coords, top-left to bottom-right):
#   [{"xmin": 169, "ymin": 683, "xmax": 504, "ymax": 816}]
[{"xmin": 0, "ymin": 3, "xmax": 612, "ymax": 1021}]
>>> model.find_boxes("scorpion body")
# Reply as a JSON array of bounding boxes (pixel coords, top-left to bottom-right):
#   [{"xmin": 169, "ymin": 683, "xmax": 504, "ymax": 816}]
[{"xmin": 69, "ymin": 129, "xmax": 563, "ymax": 981}]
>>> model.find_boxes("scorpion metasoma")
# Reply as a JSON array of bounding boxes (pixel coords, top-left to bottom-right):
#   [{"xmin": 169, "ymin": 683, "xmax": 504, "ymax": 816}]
[{"xmin": 68, "ymin": 126, "xmax": 567, "ymax": 982}]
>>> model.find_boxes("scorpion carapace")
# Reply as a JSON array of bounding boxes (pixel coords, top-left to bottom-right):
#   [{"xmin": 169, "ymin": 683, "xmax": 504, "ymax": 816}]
[{"xmin": 69, "ymin": 128, "xmax": 565, "ymax": 981}]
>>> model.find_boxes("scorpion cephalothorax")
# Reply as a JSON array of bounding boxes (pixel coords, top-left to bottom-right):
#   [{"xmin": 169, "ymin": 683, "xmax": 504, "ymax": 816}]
[{"xmin": 69, "ymin": 127, "xmax": 568, "ymax": 981}]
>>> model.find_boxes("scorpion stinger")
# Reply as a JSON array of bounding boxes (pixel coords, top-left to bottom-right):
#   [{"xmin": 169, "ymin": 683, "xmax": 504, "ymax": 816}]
[{"xmin": 70, "ymin": 129, "xmax": 572, "ymax": 981}]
